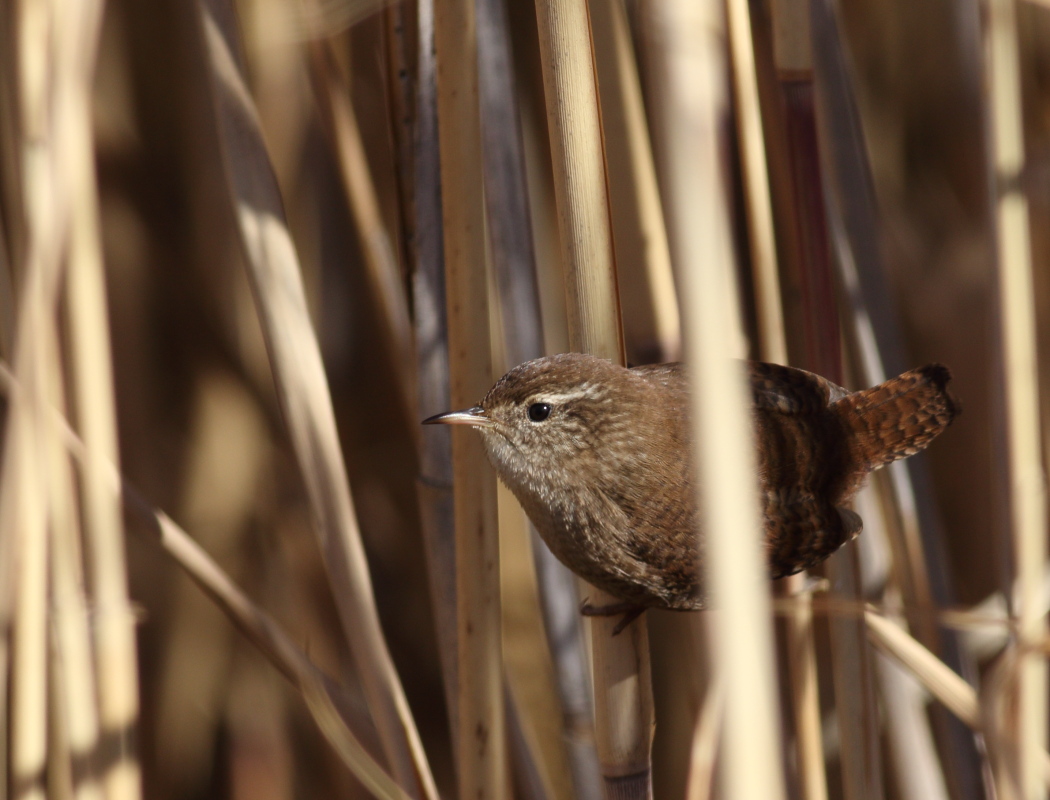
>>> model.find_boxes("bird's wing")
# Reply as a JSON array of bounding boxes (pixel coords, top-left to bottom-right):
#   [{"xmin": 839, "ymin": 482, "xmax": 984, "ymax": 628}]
[
  {"xmin": 629, "ymin": 361, "xmax": 685, "ymax": 395},
  {"xmin": 747, "ymin": 361, "xmax": 850, "ymax": 413},
  {"xmin": 763, "ymin": 491, "xmax": 862, "ymax": 578},
  {"xmin": 631, "ymin": 360, "xmax": 851, "ymax": 412}
]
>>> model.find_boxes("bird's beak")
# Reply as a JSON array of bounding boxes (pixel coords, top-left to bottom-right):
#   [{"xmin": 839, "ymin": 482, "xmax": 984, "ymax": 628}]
[{"xmin": 422, "ymin": 406, "xmax": 494, "ymax": 428}]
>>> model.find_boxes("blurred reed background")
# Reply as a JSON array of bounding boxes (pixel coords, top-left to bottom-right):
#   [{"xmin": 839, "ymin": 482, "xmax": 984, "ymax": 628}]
[{"xmin": 1, "ymin": 0, "xmax": 1049, "ymax": 799}]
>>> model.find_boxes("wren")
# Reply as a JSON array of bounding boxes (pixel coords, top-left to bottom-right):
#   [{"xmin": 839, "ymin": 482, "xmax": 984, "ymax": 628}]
[{"xmin": 424, "ymin": 353, "xmax": 959, "ymax": 631}]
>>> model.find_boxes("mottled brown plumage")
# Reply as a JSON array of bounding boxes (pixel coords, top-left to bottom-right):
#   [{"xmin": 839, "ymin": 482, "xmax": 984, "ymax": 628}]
[{"xmin": 424, "ymin": 353, "xmax": 959, "ymax": 623}]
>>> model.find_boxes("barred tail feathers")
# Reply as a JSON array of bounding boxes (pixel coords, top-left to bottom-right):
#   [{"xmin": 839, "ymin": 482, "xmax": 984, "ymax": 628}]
[{"xmin": 834, "ymin": 364, "xmax": 960, "ymax": 473}]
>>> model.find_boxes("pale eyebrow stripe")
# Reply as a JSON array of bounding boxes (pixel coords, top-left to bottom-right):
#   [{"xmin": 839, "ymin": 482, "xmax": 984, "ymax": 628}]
[{"xmin": 529, "ymin": 387, "xmax": 603, "ymax": 405}]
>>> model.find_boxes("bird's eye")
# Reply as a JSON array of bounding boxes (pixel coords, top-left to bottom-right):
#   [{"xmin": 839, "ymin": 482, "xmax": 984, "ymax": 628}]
[{"xmin": 527, "ymin": 402, "xmax": 552, "ymax": 422}]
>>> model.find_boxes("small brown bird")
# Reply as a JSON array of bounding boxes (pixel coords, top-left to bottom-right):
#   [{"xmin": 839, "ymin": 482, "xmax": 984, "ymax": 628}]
[{"xmin": 425, "ymin": 353, "xmax": 959, "ymax": 630}]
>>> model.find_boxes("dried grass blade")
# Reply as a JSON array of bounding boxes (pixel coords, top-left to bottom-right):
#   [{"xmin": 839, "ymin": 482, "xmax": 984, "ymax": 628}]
[
  {"xmin": 653, "ymin": 2, "xmax": 786, "ymax": 799},
  {"xmin": 533, "ymin": 0, "xmax": 654, "ymax": 795},
  {"xmin": 433, "ymin": 0, "xmax": 506, "ymax": 796},
  {"xmin": 865, "ymin": 610, "xmax": 980, "ymax": 729},
  {"xmin": 985, "ymin": 0, "xmax": 1049, "ymax": 795},
  {"xmin": 302, "ymin": 677, "xmax": 415, "ymax": 800},
  {"xmin": 194, "ymin": 1, "xmax": 436, "ymax": 796}
]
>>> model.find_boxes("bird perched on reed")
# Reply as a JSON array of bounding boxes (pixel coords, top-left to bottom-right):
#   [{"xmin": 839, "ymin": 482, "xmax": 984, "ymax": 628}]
[{"xmin": 425, "ymin": 353, "xmax": 959, "ymax": 632}]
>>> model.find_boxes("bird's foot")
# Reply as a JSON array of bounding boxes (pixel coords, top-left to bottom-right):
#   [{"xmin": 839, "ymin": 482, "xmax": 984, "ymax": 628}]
[{"xmin": 579, "ymin": 599, "xmax": 646, "ymax": 636}]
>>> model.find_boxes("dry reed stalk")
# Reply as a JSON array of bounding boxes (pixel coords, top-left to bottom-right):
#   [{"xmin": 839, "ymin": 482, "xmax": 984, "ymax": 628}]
[
  {"xmin": 768, "ymin": 0, "xmax": 840, "ymax": 376},
  {"xmin": 985, "ymin": 0, "xmax": 1048, "ymax": 796},
  {"xmin": 5, "ymin": 2, "xmax": 116, "ymax": 796},
  {"xmin": 651, "ymin": 3, "xmax": 786, "ymax": 799},
  {"xmin": 56, "ymin": 0, "xmax": 143, "ymax": 793},
  {"xmin": 44, "ymin": 342, "xmax": 102, "ymax": 800},
  {"xmin": 382, "ymin": 2, "xmax": 416, "ymax": 271},
  {"xmin": 410, "ymin": 0, "xmax": 460, "ymax": 733},
  {"xmin": 4, "ymin": 275, "xmax": 60, "ymax": 800},
  {"xmin": 7, "ymin": 367, "xmax": 50, "ymax": 800},
  {"xmin": 826, "ymin": 548, "xmax": 883, "ymax": 800},
  {"xmin": 195, "ymin": 1, "xmax": 437, "ymax": 796},
  {"xmin": 475, "ymin": 2, "xmax": 600, "ymax": 794},
  {"xmin": 506, "ymin": 38, "xmax": 599, "ymax": 796},
  {"xmin": 532, "ymin": 1, "xmax": 657, "ymax": 797},
  {"xmin": 725, "ymin": 1, "xmax": 826, "ymax": 798},
  {"xmin": 306, "ymin": 39, "xmax": 417, "ymax": 436},
  {"xmin": 433, "ymin": 0, "xmax": 507, "ymax": 797},
  {"xmin": 587, "ymin": 0, "xmax": 679, "ymax": 364},
  {"xmin": 890, "ymin": 612, "xmax": 1050, "ymax": 800},
  {"xmin": 981, "ymin": 646, "xmax": 1025, "ymax": 799},
  {"xmin": 682, "ymin": 657, "xmax": 724, "ymax": 800},
  {"xmin": 726, "ymin": 0, "xmax": 785, "ymax": 365},
  {"xmin": 499, "ymin": 521, "xmax": 563, "ymax": 800},
  {"xmin": 0, "ymin": 10, "xmax": 23, "ymax": 301},
  {"xmin": 533, "ymin": 0, "xmax": 623, "ymax": 357},
  {"xmin": 0, "ymin": 222, "xmax": 11, "ymax": 354},
  {"xmin": 778, "ymin": 579, "xmax": 825, "ymax": 800}
]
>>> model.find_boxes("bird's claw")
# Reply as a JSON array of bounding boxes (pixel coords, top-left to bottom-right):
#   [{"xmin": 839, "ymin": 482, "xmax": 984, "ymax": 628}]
[{"xmin": 579, "ymin": 599, "xmax": 646, "ymax": 636}]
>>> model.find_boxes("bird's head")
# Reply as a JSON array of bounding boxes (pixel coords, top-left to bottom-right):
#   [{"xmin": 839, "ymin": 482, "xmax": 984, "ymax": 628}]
[{"xmin": 423, "ymin": 353, "xmax": 641, "ymax": 490}]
